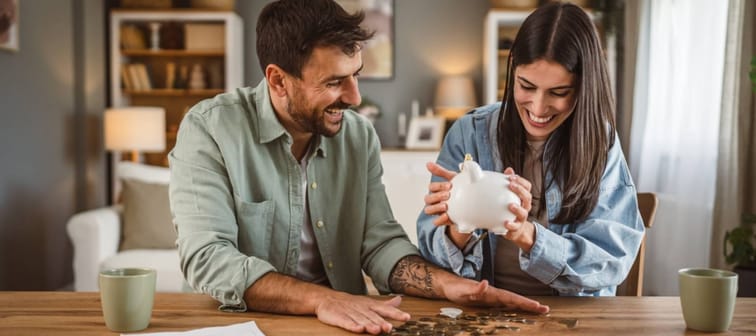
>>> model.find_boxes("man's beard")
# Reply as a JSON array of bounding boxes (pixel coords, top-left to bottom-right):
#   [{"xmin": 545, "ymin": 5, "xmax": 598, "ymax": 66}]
[{"xmin": 287, "ymin": 90, "xmax": 349, "ymax": 138}]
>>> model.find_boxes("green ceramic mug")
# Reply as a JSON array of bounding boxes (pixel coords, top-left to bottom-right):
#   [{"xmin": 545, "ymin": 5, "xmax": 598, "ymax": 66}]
[
  {"xmin": 678, "ymin": 268, "xmax": 738, "ymax": 332},
  {"xmin": 99, "ymin": 268, "xmax": 156, "ymax": 332}
]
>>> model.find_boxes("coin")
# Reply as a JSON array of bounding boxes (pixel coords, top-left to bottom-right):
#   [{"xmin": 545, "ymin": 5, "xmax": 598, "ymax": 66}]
[
  {"xmin": 439, "ymin": 307, "xmax": 463, "ymax": 319},
  {"xmin": 558, "ymin": 318, "xmax": 579, "ymax": 328}
]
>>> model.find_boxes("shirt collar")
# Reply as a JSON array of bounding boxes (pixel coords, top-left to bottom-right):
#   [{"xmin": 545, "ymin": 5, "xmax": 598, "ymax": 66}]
[{"xmin": 252, "ymin": 79, "xmax": 327, "ymax": 158}]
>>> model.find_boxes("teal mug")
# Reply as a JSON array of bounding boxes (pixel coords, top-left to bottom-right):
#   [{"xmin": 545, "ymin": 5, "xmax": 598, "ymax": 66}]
[
  {"xmin": 99, "ymin": 268, "xmax": 156, "ymax": 332},
  {"xmin": 678, "ymin": 268, "xmax": 738, "ymax": 332}
]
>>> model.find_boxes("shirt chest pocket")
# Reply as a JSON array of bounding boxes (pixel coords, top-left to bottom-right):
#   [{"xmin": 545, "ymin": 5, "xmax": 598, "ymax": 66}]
[{"xmin": 234, "ymin": 197, "xmax": 275, "ymax": 260}]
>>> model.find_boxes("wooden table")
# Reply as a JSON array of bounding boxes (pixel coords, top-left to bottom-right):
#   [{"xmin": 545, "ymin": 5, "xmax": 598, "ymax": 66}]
[{"xmin": 0, "ymin": 292, "xmax": 754, "ymax": 335}]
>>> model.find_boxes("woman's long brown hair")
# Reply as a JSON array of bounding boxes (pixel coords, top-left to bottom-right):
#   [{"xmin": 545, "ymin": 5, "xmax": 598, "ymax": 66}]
[{"xmin": 497, "ymin": 2, "xmax": 616, "ymax": 224}]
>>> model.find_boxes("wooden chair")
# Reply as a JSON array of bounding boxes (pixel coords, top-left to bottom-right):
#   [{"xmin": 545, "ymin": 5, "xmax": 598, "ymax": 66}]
[{"xmin": 616, "ymin": 192, "xmax": 658, "ymax": 296}]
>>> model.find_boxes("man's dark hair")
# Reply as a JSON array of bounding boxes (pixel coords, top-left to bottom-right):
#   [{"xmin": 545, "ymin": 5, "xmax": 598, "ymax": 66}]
[{"xmin": 256, "ymin": 0, "xmax": 374, "ymax": 78}]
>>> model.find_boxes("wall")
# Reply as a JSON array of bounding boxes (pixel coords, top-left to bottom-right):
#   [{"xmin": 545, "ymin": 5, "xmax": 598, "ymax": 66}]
[
  {"xmin": 0, "ymin": 0, "xmax": 106, "ymax": 290},
  {"xmin": 237, "ymin": 0, "xmax": 490, "ymax": 147}
]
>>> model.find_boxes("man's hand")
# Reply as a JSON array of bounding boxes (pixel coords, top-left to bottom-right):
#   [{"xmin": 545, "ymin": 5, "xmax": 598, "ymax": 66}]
[
  {"xmin": 389, "ymin": 256, "xmax": 549, "ymax": 314},
  {"xmin": 245, "ymin": 272, "xmax": 409, "ymax": 335},
  {"xmin": 315, "ymin": 294, "xmax": 409, "ymax": 334},
  {"xmin": 442, "ymin": 278, "xmax": 550, "ymax": 314}
]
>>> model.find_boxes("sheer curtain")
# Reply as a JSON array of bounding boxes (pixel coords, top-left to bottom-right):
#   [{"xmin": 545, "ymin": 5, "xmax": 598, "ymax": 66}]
[
  {"xmin": 710, "ymin": 0, "xmax": 751, "ymax": 271},
  {"xmin": 630, "ymin": 0, "xmax": 729, "ymax": 295}
]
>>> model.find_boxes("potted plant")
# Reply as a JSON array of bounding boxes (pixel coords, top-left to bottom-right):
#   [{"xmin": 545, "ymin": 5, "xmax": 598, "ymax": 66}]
[{"xmin": 724, "ymin": 213, "xmax": 756, "ymax": 297}]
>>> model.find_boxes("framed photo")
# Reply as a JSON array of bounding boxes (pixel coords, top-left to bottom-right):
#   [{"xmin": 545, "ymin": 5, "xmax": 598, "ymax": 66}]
[
  {"xmin": 405, "ymin": 117, "xmax": 445, "ymax": 150},
  {"xmin": 335, "ymin": 0, "xmax": 393, "ymax": 79},
  {"xmin": 0, "ymin": 0, "xmax": 18, "ymax": 52}
]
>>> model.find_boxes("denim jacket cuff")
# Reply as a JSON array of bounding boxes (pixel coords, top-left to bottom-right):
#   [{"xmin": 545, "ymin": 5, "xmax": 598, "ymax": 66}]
[
  {"xmin": 438, "ymin": 229, "xmax": 482, "ymax": 279},
  {"xmin": 519, "ymin": 222, "xmax": 565, "ymax": 284}
]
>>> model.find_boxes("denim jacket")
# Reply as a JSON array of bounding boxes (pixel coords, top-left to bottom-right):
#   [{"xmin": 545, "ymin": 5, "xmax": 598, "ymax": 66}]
[{"xmin": 417, "ymin": 103, "xmax": 645, "ymax": 296}]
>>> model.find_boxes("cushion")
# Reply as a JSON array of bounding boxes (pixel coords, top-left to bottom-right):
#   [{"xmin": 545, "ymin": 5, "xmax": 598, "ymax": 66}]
[
  {"xmin": 117, "ymin": 161, "xmax": 171, "ymax": 184},
  {"xmin": 101, "ymin": 249, "xmax": 185, "ymax": 292},
  {"xmin": 113, "ymin": 161, "xmax": 171, "ymax": 201},
  {"xmin": 119, "ymin": 178, "xmax": 177, "ymax": 251}
]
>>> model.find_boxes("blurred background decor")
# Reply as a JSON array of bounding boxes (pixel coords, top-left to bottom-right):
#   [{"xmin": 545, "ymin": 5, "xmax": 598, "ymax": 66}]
[
  {"xmin": 434, "ymin": 75, "xmax": 477, "ymax": 120},
  {"xmin": 335, "ymin": 0, "xmax": 393, "ymax": 79},
  {"xmin": 356, "ymin": 96, "xmax": 381, "ymax": 124},
  {"xmin": 0, "ymin": 0, "xmax": 18, "ymax": 51}
]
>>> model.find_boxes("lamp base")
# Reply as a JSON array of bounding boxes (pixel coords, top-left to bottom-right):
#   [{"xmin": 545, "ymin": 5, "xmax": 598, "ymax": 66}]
[
  {"xmin": 436, "ymin": 107, "xmax": 468, "ymax": 120},
  {"xmin": 129, "ymin": 150, "xmax": 140, "ymax": 163}
]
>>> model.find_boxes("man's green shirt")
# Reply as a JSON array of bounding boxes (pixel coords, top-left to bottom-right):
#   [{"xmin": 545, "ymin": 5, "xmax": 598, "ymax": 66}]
[{"xmin": 169, "ymin": 80, "xmax": 418, "ymax": 311}]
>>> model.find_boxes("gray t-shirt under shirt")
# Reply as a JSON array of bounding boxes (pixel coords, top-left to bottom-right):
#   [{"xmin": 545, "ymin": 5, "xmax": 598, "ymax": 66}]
[
  {"xmin": 494, "ymin": 140, "xmax": 555, "ymax": 296},
  {"xmin": 295, "ymin": 146, "xmax": 329, "ymax": 286}
]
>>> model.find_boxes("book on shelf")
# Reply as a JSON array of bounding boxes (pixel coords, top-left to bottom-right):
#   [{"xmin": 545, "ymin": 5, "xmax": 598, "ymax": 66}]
[
  {"xmin": 136, "ymin": 63, "xmax": 153, "ymax": 90},
  {"xmin": 120, "ymin": 24, "xmax": 146, "ymax": 50},
  {"xmin": 120, "ymin": 64, "xmax": 134, "ymax": 90},
  {"xmin": 165, "ymin": 62, "xmax": 176, "ymax": 90},
  {"xmin": 123, "ymin": 63, "xmax": 153, "ymax": 91}
]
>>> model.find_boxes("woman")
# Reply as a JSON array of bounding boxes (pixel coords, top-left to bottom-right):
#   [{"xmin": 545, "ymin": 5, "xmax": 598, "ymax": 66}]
[{"xmin": 417, "ymin": 2, "xmax": 644, "ymax": 296}]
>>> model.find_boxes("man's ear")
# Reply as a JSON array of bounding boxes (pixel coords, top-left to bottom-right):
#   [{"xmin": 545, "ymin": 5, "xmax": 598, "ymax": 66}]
[{"xmin": 266, "ymin": 64, "xmax": 289, "ymax": 98}]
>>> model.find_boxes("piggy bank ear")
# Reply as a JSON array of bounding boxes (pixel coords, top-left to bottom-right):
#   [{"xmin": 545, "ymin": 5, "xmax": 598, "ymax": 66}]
[
  {"xmin": 458, "ymin": 160, "xmax": 484, "ymax": 183},
  {"xmin": 458, "ymin": 153, "xmax": 474, "ymax": 172}
]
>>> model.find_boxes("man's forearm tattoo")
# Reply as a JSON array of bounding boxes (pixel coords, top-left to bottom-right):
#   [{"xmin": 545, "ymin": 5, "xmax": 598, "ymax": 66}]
[{"xmin": 389, "ymin": 255, "xmax": 442, "ymax": 298}]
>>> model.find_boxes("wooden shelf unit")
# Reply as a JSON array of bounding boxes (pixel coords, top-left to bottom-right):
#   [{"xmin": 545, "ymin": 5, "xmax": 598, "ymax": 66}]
[{"xmin": 110, "ymin": 10, "xmax": 243, "ymax": 166}]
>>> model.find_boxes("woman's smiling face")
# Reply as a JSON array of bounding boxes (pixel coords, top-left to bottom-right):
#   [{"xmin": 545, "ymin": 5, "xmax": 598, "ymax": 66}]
[{"xmin": 513, "ymin": 59, "xmax": 577, "ymax": 141}]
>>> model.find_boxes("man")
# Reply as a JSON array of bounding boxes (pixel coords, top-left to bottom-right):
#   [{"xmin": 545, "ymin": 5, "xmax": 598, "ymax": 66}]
[{"xmin": 169, "ymin": 0, "xmax": 549, "ymax": 334}]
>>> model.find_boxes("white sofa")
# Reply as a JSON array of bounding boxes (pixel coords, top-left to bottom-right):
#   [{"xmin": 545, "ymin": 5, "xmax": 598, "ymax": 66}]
[
  {"xmin": 67, "ymin": 151, "xmax": 437, "ymax": 292},
  {"xmin": 67, "ymin": 162, "xmax": 185, "ymax": 292}
]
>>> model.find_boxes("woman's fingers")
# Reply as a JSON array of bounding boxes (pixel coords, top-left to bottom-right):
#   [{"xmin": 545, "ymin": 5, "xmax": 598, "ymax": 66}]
[
  {"xmin": 428, "ymin": 181, "xmax": 451, "ymax": 193},
  {"xmin": 424, "ymin": 202, "xmax": 448, "ymax": 216},
  {"xmin": 505, "ymin": 167, "xmax": 533, "ymax": 213},
  {"xmin": 426, "ymin": 162, "xmax": 458, "ymax": 181},
  {"xmin": 432, "ymin": 213, "xmax": 453, "ymax": 227},
  {"xmin": 424, "ymin": 190, "xmax": 450, "ymax": 206}
]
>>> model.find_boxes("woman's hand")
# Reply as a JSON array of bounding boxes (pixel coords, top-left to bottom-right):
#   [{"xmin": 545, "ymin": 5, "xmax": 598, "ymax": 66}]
[
  {"xmin": 424, "ymin": 162, "xmax": 471, "ymax": 249},
  {"xmin": 501, "ymin": 167, "xmax": 537, "ymax": 252}
]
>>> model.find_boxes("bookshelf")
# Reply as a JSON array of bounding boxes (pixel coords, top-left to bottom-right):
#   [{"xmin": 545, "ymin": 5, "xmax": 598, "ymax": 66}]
[{"xmin": 109, "ymin": 10, "xmax": 243, "ymax": 166}]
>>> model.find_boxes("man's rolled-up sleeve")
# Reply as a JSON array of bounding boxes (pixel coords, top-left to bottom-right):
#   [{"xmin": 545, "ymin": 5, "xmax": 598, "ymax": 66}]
[
  {"xmin": 169, "ymin": 111, "xmax": 275, "ymax": 312},
  {"xmin": 360, "ymin": 127, "xmax": 419, "ymax": 293}
]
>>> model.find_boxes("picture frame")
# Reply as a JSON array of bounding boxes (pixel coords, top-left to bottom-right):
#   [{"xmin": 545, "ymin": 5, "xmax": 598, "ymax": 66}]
[
  {"xmin": 0, "ymin": 0, "xmax": 18, "ymax": 52},
  {"xmin": 405, "ymin": 116, "xmax": 445, "ymax": 150},
  {"xmin": 335, "ymin": 0, "xmax": 393, "ymax": 79}
]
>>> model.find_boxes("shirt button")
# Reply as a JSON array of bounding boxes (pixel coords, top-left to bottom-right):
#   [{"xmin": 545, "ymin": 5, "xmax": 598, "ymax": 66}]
[
  {"xmin": 327, "ymin": 261, "xmax": 333, "ymax": 269},
  {"xmin": 311, "ymin": 182, "xmax": 318, "ymax": 189},
  {"xmin": 316, "ymin": 220, "xmax": 324, "ymax": 228}
]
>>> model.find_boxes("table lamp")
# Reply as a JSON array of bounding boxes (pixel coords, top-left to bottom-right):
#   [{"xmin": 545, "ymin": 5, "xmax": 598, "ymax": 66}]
[
  {"xmin": 104, "ymin": 107, "xmax": 166, "ymax": 162},
  {"xmin": 434, "ymin": 75, "xmax": 477, "ymax": 120}
]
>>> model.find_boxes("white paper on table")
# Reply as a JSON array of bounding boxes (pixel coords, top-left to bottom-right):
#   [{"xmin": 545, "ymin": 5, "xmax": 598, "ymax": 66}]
[{"xmin": 123, "ymin": 321, "xmax": 265, "ymax": 336}]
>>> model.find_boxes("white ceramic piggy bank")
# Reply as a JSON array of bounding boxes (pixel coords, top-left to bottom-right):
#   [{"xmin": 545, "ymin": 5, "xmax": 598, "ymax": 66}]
[{"xmin": 446, "ymin": 154, "xmax": 520, "ymax": 235}]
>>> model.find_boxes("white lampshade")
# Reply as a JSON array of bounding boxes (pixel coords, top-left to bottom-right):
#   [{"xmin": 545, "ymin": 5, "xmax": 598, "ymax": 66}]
[
  {"xmin": 434, "ymin": 76, "xmax": 477, "ymax": 120},
  {"xmin": 104, "ymin": 107, "xmax": 166, "ymax": 152}
]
